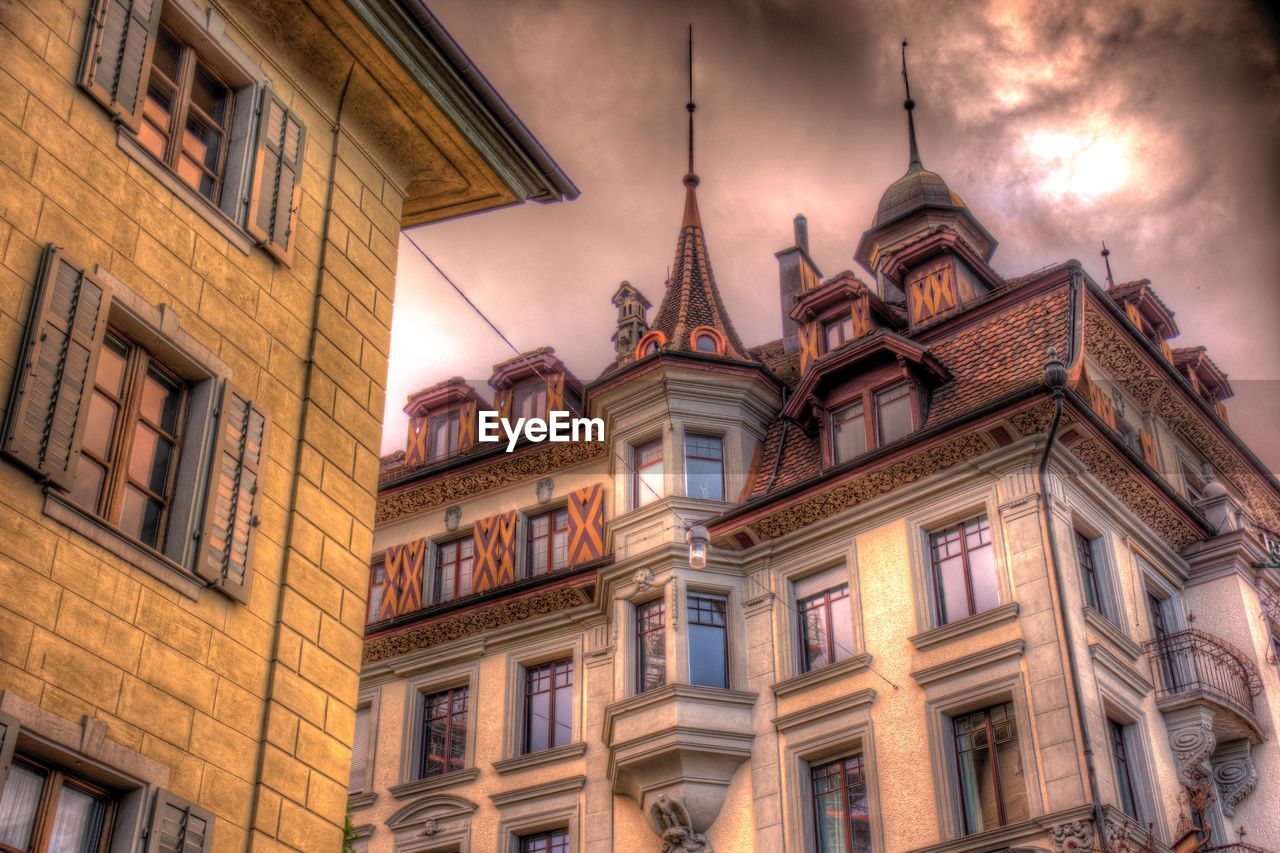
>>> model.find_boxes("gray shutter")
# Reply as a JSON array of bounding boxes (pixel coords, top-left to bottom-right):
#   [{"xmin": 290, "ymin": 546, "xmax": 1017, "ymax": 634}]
[
  {"xmin": 197, "ymin": 382, "xmax": 269, "ymax": 603},
  {"xmin": 2, "ymin": 245, "xmax": 111, "ymax": 491},
  {"xmin": 0, "ymin": 711, "xmax": 19, "ymax": 804},
  {"xmin": 146, "ymin": 789, "xmax": 215, "ymax": 853},
  {"xmin": 79, "ymin": 0, "xmax": 162, "ymax": 131},
  {"xmin": 246, "ymin": 88, "xmax": 306, "ymax": 265},
  {"xmin": 348, "ymin": 705, "xmax": 370, "ymax": 794}
]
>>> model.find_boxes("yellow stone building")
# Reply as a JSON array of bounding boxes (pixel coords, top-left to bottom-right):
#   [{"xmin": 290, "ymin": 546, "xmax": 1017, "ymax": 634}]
[
  {"xmin": 352, "ymin": 60, "xmax": 1280, "ymax": 853},
  {"xmin": 0, "ymin": 1, "xmax": 573, "ymax": 850}
]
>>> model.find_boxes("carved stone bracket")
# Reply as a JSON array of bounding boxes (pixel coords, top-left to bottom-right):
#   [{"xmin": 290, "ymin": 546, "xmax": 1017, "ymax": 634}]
[
  {"xmin": 1164, "ymin": 706, "xmax": 1217, "ymax": 782},
  {"xmin": 650, "ymin": 794, "xmax": 713, "ymax": 852},
  {"xmin": 1211, "ymin": 738, "xmax": 1258, "ymax": 816},
  {"xmin": 1049, "ymin": 818, "xmax": 1094, "ymax": 852}
]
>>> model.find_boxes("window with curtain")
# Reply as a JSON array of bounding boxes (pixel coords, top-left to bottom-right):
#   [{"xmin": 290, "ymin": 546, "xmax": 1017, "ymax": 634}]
[
  {"xmin": 527, "ymin": 508, "xmax": 569, "ymax": 577},
  {"xmin": 687, "ymin": 593, "xmax": 728, "ymax": 689},
  {"xmin": 811, "ymin": 754, "xmax": 871, "ymax": 853},
  {"xmin": 523, "ymin": 658, "xmax": 573, "ymax": 754},
  {"xmin": 632, "ymin": 438, "xmax": 664, "ymax": 508},
  {"xmin": 418, "ymin": 686, "xmax": 467, "ymax": 779},
  {"xmin": 0, "ymin": 756, "xmax": 113, "ymax": 853},
  {"xmin": 952, "ymin": 702, "xmax": 1028, "ymax": 835},
  {"xmin": 684, "ymin": 433, "xmax": 724, "ymax": 501},
  {"xmin": 636, "ymin": 598, "xmax": 666, "ymax": 693},
  {"xmin": 796, "ymin": 569, "xmax": 853, "ymax": 672},
  {"xmin": 929, "ymin": 515, "xmax": 997, "ymax": 625}
]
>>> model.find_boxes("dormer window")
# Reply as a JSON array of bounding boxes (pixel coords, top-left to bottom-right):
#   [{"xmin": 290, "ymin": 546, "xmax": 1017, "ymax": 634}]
[
  {"xmin": 829, "ymin": 381, "xmax": 918, "ymax": 465},
  {"xmin": 694, "ymin": 333, "xmax": 717, "ymax": 353},
  {"xmin": 689, "ymin": 326, "xmax": 726, "ymax": 356},
  {"xmin": 832, "ymin": 402, "xmax": 867, "ymax": 464},
  {"xmin": 874, "ymin": 382, "xmax": 912, "ymax": 445},
  {"xmin": 823, "ymin": 315, "xmax": 854, "ymax": 351},
  {"xmin": 511, "ymin": 382, "xmax": 547, "ymax": 420},
  {"xmin": 429, "ymin": 409, "xmax": 459, "ymax": 460}
]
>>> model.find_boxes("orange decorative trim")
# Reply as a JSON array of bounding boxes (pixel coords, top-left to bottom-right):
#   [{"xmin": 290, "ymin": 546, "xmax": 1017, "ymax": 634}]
[
  {"xmin": 688, "ymin": 325, "xmax": 726, "ymax": 355},
  {"xmin": 635, "ymin": 330, "xmax": 667, "ymax": 359}
]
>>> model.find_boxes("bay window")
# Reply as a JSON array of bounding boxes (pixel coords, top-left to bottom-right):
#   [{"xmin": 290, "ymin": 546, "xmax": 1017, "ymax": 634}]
[
  {"xmin": 632, "ymin": 438, "xmax": 664, "ymax": 508},
  {"xmin": 636, "ymin": 599, "xmax": 666, "ymax": 693},
  {"xmin": 687, "ymin": 593, "xmax": 728, "ymax": 689},
  {"xmin": 684, "ymin": 433, "xmax": 724, "ymax": 501}
]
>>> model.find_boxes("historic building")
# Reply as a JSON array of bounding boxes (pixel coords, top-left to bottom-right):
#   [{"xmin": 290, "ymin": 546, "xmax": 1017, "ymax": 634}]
[
  {"xmin": 0, "ymin": 1, "xmax": 574, "ymax": 850},
  {"xmin": 354, "ymin": 52, "xmax": 1280, "ymax": 853}
]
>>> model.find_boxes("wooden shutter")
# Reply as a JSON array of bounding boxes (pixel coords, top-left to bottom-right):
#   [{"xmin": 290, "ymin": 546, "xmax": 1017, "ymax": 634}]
[
  {"xmin": 457, "ymin": 401, "xmax": 477, "ymax": 453},
  {"xmin": 797, "ymin": 322, "xmax": 819, "ymax": 373},
  {"xmin": 379, "ymin": 538, "xmax": 425, "ymax": 620},
  {"xmin": 907, "ymin": 260, "xmax": 957, "ymax": 326},
  {"xmin": 472, "ymin": 511, "xmax": 516, "ymax": 593},
  {"xmin": 2, "ymin": 245, "xmax": 111, "ymax": 491},
  {"xmin": 1139, "ymin": 430, "xmax": 1159, "ymax": 469},
  {"xmin": 197, "ymin": 383, "xmax": 269, "ymax": 603},
  {"xmin": 547, "ymin": 373, "xmax": 566, "ymax": 414},
  {"xmin": 566, "ymin": 484, "xmax": 605, "ymax": 566},
  {"xmin": 0, "ymin": 711, "xmax": 18, "ymax": 804},
  {"xmin": 493, "ymin": 389, "xmax": 512, "ymax": 421},
  {"xmin": 348, "ymin": 705, "xmax": 371, "ymax": 794},
  {"xmin": 146, "ymin": 790, "xmax": 215, "ymax": 853},
  {"xmin": 79, "ymin": 0, "xmax": 162, "ymax": 131},
  {"xmin": 404, "ymin": 416, "xmax": 430, "ymax": 466},
  {"xmin": 850, "ymin": 295, "xmax": 871, "ymax": 340},
  {"xmin": 247, "ymin": 89, "xmax": 306, "ymax": 265}
]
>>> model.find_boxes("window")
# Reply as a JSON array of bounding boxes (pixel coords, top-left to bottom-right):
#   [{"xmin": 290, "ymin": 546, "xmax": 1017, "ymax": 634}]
[
  {"xmin": 952, "ymin": 702, "xmax": 1028, "ymax": 835},
  {"xmin": 632, "ymin": 438, "xmax": 664, "ymax": 508},
  {"xmin": 433, "ymin": 538, "xmax": 474, "ymax": 604},
  {"xmin": 523, "ymin": 658, "xmax": 573, "ymax": 754},
  {"xmin": 1108, "ymin": 720, "xmax": 1139, "ymax": 821},
  {"xmin": 1074, "ymin": 531, "xmax": 1106, "ymax": 614},
  {"xmin": 832, "ymin": 401, "xmax": 867, "ymax": 463},
  {"xmin": 512, "ymin": 383, "xmax": 547, "ymax": 421},
  {"xmin": 367, "ymin": 558, "xmax": 386, "ymax": 623},
  {"xmin": 930, "ymin": 516, "xmax": 998, "ymax": 625},
  {"xmin": 430, "ymin": 410, "xmax": 460, "ymax": 460},
  {"xmin": 419, "ymin": 686, "xmax": 468, "ymax": 778},
  {"xmin": 1178, "ymin": 451, "xmax": 1208, "ymax": 503},
  {"xmin": 823, "ymin": 315, "xmax": 854, "ymax": 351},
  {"xmin": 1146, "ymin": 590, "xmax": 1183, "ymax": 691},
  {"xmin": 687, "ymin": 593, "xmax": 728, "ymax": 689},
  {"xmin": 694, "ymin": 332, "xmax": 718, "ymax": 353},
  {"xmin": 811, "ymin": 754, "xmax": 871, "ymax": 853},
  {"xmin": 874, "ymin": 382, "xmax": 912, "ymax": 446},
  {"xmin": 643, "ymin": 340, "xmax": 660, "ymax": 356},
  {"xmin": 796, "ymin": 573, "xmax": 853, "ymax": 672},
  {"xmin": 349, "ymin": 705, "xmax": 372, "ymax": 794},
  {"xmin": 636, "ymin": 599, "xmax": 666, "ymax": 693},
  {"xmin": 139, "ymin": 26, "xmax": 235, "ymax": 203},
  {"xmin": 68, "ymin": 329, "xmax": 187, "ymax": 550},
  {"xmin": 519, "ymin": 829, "xmax": 569, "ymax": 853},
  {"xmin": 527, "ymin": 508, "xmax": 569, "ymax": 577},
  {"xmin": 684, "ymin": 434, "xmax": 724, "ymax": 501},
  {"xmin": 0, "ymin": 756, "xmax": 113, "ymax": 853}
]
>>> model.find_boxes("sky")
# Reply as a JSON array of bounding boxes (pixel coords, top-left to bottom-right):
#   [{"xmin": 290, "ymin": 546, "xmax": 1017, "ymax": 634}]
[{"xmin": 383, "ymin": 0, "xmax": 1280, "ymax": 471}]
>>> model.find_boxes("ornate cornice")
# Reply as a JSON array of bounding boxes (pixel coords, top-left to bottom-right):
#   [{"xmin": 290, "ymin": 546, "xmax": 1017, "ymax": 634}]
[
  {"xmin": 747, "ymin": 431, "xmax": 992, "ymax": 541},
  {"xmin": 1084, "ymin": 306, "xmax": 1280, "ymax": 530},
  {"xmin": 1068, "ymin": 437, "xmax": 1201, "ymax": 551},
  {"xmin": 363, "ymin": 583, "xmax": 593, "ymax": 663},
  {"xmin": 376, "ymin": 440, "xmax": 608, "ymax": 523}
]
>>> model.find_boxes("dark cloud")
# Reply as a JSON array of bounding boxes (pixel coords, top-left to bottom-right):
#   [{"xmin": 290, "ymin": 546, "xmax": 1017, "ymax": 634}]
[{"xmin": 385, "ymin": 0, "xmax": 1280, "ymax": 469}]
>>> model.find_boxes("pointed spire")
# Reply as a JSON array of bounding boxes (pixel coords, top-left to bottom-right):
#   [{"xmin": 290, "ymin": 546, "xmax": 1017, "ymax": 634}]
[
  {"xmin": 901, "ymin": 39, "xmax": 922, "ymax": 170},
  {"xmin": 1101, "ymin": 241, "xmax": 1116, "ymax": 289},
  {"xmin": 647, "ymin": 25, "xmax": 747, "ymax": 360}
]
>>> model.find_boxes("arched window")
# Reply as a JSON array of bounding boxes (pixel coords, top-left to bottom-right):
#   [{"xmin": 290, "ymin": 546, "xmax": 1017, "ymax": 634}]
[
  {"xmin": 694, "ymin": 333, "xmax": 717, "ymax": 353},
  {"xmin": 688, "ymin": 326, "xmax": 725, "ymax": 356},
  {"xmin": 635, "ymin": 331, "xmax": 667, "ymax": 360}
]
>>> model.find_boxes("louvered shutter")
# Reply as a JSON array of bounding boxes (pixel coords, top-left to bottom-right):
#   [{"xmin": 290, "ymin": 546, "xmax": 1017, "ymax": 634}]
[
  {"xmin": 247, "ymin": 89, "xmax": 306, "ymax": 265},
  {"xmin": 2, "ymin": 245, "xmax": 111, "ymax": 490},
  {"xmin": 146, "ymin": 790, "xmax": 215, "ymax": 853},
  {"xmin": 79, "ymin": 0, "xmax": 162, "ymax": 130},
  {"xmin": 198, "ymin": 383, "xmax": 269, "ymax": 603},
  {"xmin": 566, "ymin": 484, "xmax": 605, "ymax": 566},
  {"xmin": 0, "ymin": 711, "xmax": 18, "ymax": 804},
  {"xmin": 348, "ymin": 705, "xmax": 371, "ymax": 794}
]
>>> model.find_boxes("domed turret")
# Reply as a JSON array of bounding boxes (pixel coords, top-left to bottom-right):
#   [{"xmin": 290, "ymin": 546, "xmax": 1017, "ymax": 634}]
[{"xmin": 873, "ymin": 164, "xmax": 967, "ymax": 228}]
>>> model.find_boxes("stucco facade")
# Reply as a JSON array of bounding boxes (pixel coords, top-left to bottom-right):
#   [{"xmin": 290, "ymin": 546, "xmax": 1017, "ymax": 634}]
[
  {"xmin": 0, "ymin": 1, "xmax": 573, "ymax": 850},
  {"xmin": 352, "ymin": 76, "xmax": 1280, "ymax": 853}
]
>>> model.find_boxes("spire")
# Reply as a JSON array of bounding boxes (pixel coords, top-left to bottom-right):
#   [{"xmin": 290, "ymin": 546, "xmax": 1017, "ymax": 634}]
[
  {"xmin": 647, "ymin": 25, "xmax": 747, "ymax": 360},
  {"xmin": 901, "ymin": 39, "xmax": 922, "ymax": 170},
  {"xmin": 1101, "ymin": 241, "xmax": 1116, "ymax": 289}
]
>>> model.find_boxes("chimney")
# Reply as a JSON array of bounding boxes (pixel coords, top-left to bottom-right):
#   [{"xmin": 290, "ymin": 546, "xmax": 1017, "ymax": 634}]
[{"xmin": 776, "ymin": 214, "xmax": 822, "ymax": 354}]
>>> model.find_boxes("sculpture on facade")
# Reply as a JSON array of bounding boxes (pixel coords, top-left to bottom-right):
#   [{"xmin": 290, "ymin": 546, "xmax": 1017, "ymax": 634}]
[{"xmin": 651, "ymin": 794, "xmax": 713, "ymax": 852}]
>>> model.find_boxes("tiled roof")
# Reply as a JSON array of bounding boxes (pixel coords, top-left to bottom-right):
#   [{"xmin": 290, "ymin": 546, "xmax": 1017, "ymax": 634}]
[{"xmin": 747, "ymin": 339, "xmax": 802, "ymax": 385}]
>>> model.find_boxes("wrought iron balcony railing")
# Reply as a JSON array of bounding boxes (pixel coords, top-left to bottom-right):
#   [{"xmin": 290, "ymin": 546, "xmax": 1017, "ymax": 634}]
[{"xmin": 1144, "ymin": 629, "xmax": 1263, "ymax": 718}]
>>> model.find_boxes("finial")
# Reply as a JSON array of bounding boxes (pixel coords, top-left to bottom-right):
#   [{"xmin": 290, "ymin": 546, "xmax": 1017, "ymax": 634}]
[
  {"xmin": 901, "ymin": 39, "xmax": 922, "ymax": 170},
  {"xmin": 684, "ymin": 24, "xmax": 698, "ymax": 187},
  {"xmin": 1100, "ymin": 241, "xmax": 1116, "ymax": 290}
]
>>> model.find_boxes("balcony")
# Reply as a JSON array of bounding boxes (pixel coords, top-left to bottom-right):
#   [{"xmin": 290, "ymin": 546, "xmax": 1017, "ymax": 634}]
[{"xmin": 1145, "ymin": 629, "xmax": 1263, "ymax": 739}]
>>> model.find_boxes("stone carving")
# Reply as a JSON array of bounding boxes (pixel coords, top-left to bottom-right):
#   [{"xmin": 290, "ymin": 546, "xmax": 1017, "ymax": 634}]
[
  {"xmin": 1010, "ymin": 400, "xmax": 1059, "ymax": 436},
  {"xmin": 748, "ymin": 432, "xmax": 992, "ymax": 541},
  {"xmin": 444, "ymin": 505, "xmax": 461, "ymax": 532},
  {"xmin": 1212, "ymin": 739, "xmax": 1258, "ymax": 816},
  {"xmin": 650, "ymin": 794, "xmax": 713, "ymax": 852},
  {"xmin": 363, "ymin": 584, "xmax": 594, "ymax": 663},
  {"xmin": 536, "ymin": 477, "xmax": 555, "ymax": 503},
  {"xmin": 418, "ymin": 818, "xmax": 438, "ymax": 837},
  {"xmin": 1068, "ymin": 437, "xmax": 1201, "ymax": 551},
  {"xmin": 633, "ymin": 567, "xmax": 655, "ymax": 591},
  {"xmin": 377, "ymin": 441, "xmax": 608, "ymax": 523},
  {"xmin": 1049, "ymin": 819, "xmax": 1093, "ymax": 852},
  {"xmin": 1166, "ymin": 713, "xmax": 1217, "ymax": 782},
  {"xmin": 1084, "ymin": 306, "xmax": 1280, "ymax": 531}
]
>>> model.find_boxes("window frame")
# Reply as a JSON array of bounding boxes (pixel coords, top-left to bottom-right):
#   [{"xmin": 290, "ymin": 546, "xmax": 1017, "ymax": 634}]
[
  {"xmin": 1074, "ymin": 529, "xmax": 1106, "ymax": 614},
  {"xmin": 0, "ymin": 754, "xmax": 117, "ymax": 853},
  {"xmin": 347, "ymin": 688, "xmax": 381, "ymax": 806},
  {"xmin": 796, "ymin": 579, "xmax": 854, "ymax": 674},
  {"xmin": 1107, "ymin": 719, "xmax": 1139, "ymax": 821},
  {"xmin": 366, "ymin": 555, "xmax": 387, "ymax": 624},
  {"xmin": 517, "ymin": 828, "xmax": 570, "ymax": 853},
  {"xmin": 630, "ymin": 436, "xmax": 665, "ymax": 509},
  {"xmin": 686, "ymin": 591, "xmax": 730, "ymax": 690},
  {"xmin": 432, "ymin": 535, "xmax": 475, "ymax": 605},
  {"xmin": 525, "ymin": 507, "xmax": 570, "ymax": 578},
  {"xmin": 950, "ymin": 700, "xmax": 1029, "ymax": 836},
  {"xmin": 429, "ymin": 409, "xmax": 461, "ymax": 461},
  {"xmin": 511, "ymin": 382, "xmax": 548, "ymax": 421},
  {"xmin": 415, "ymin": 684, "xmax": 470, "ymax": 781},
  {"xmin": 635, "ymin": 597, "xmax": 667, "ymax": 695},
  {"xmin": 682, "ymin": 432, "xmax": 725, "ymax": 501},
  {"xmin": 822, "ymin": 313, "xmax": 855, "ymax": 353},
  {"xmin": 824, "ymin": 376, "xmax": 919, "ymax": 465},
  {"xmin": 927, "ymin": 514, "xmax": 999, "ymax": 627},
  {"xmin": 809, "ymin": 752, "xmax": 872, "ymax": 853},
  {"xmin": 521, "ymin": 657, "xmax": 574, "ymax": 756}
]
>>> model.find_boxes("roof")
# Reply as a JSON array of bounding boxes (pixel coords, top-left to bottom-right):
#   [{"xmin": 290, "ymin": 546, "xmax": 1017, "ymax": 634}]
[
  {"xmin": 648, "ymin": 178, "xmax": 749, "ymax": 359},
  {"xmin": 873, "ymin": 164, "xmax": 966, "ymax": 227}
]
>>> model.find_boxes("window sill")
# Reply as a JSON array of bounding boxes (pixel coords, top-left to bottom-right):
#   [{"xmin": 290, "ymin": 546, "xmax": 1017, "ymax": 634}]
[
  {"xmin": 388, "ymin": 767, "xmax": 481, "ymax": 800},
  {"xmin": 909, "ymin": 816, "xmax": 1048, "ymax": 853},
  {"xmin": 346, "ymin": 791, "xmax": 377, "ymax": 811},
  {"xmin": 116, "ymin": 129, "xmax": 254, "ymax": 256},
  {"xmin": 1083, "ymin": 606, "xmax": 1143, "ymax": 661},
  {"xmin": 43, "ymin": 491, "xmax": 204, "ymax": 600},
  {"xmin": 771, "ymin": 653, "xmax": 872, "ymax": 699},
  {"xmin": 908, "ymin": 602, "xmax": 1020, "ymax": 651},
  {"xmin": 491, "ymin": 741, "xmax": 586, "ymax": 775}
]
